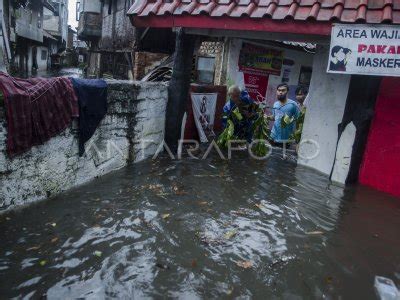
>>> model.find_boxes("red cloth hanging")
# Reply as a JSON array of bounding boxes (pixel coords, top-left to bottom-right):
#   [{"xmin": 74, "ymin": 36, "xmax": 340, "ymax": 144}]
[{"xmin": 0, "ymin": 72, "xmax": 79, "ymax": 157}]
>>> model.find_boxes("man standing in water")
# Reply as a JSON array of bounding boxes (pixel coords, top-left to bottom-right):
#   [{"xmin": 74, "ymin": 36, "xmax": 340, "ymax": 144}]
[
  {"xmin": 222, "ymin": 85, "xmax": 257, "ymax": 143},
  {"xmin": 295, "ymin": 86, "xmax": 308, "ymax": 109},
  {"xmin": 269, "ymin": 83, "xmax": 300, "ymax": 145}
]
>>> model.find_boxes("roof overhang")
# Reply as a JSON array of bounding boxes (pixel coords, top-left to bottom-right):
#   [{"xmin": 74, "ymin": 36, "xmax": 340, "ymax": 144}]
[
  {"xmin": 43, "ymin": 0, "xmax": 56, "ymax": 12},
  {"xmin": 127, "ymin": 0, "xmax": 399, "ymax": 41},
  {"xmin": 130, "ymin": 14, "xmax": 332, "ymax": 39}
]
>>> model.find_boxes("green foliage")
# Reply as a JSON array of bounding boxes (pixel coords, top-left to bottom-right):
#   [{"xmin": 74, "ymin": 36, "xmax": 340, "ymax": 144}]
[
  {"xmin": 231, "ymin": 107, "xmax": 243, "ymax": 121},
  {"xmin": 280, "ymin": 114, "xmax": 295, "ymax": 129},
  {"xmin": 289, "ymin": 108, "xmax": 306, "ymax": 143},
  {"xmin": 217, "ymin": 107, "xmax": 243, "ymax": 148},
  {"xmin": 217, "ymin": 115, "xmax": 238, "ymax": 149},
  {"xmin": 217, "ymin": 104, "xmax": 271, "ymax": 157},
  {"xmin": 251, "ymin": 107, "xmax": 271, "ymax": 157}
]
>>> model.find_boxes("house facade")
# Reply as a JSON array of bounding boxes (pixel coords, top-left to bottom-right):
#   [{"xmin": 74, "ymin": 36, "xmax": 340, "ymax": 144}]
[
  {"xmin": 128, "ymin": 0, "xmax": 400, "ymax": 197},
  {"xmin": 0, "ymin": 0, "xmax": 69, "ymax": 75},
  {"xmin": 77, "ymin": 0, "xmax": 175, "ymax": 79}
]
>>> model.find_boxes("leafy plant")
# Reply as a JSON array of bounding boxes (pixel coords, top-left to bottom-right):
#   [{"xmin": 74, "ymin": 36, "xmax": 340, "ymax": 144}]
[
  {"xmin": 217, "ymin": 119, "xmax": 236, "ymax": 149},
  {"xmin": 217, "ymin": 104, "xmax": 271, "ymax": 157},
  {"xmin": 251, "ymin": 107, "xmax": 271, "ymax": 157},
  {"xmin": 280, "ymin": 113, "xmax": 295, "ymax": 129},
  {"xmin": 289, "ymin": 108, "xmax": 306, "ymax": 143}
]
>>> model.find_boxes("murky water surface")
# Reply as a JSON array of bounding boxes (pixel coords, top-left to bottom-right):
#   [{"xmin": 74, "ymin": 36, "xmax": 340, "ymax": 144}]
[
  {"xmin": 18, "ymin": 67, "xmax": 83, "ymax": 79},
  {"xmin": 1, "ymin": 152, "xmax": 399, "ymax": 299}
]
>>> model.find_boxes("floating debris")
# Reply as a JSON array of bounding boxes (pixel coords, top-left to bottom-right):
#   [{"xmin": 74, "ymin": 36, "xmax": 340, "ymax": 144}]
[
  {"xmin": 26, "ymin": 246, "xmax": 41, "ymax": 251},
  {"xmin": 305, "ymin": 231, "xmax": 324, "ymax": 235},
  {"xmin": 172, "ymin": 183, "xmax": 187, "ymax": 195},
  {"xmin": 269, "ymin": 255, "xmax": 297, "ymax": 268},
  {"xmin": 254, "ymin": 203, "xmax": 264, "ymax": 210},
  {"xmin": 156, "ymin": 263, "xmax": 170, "ymax": 270},
  {"xmin": 236, "ymin": 261, "xmax": 253, "ymax": 269},
  {"xmin": 191, "ymin": 259, "xmax": 198, "ymax": 268},
  {"xmin": 161, "ymin": 213, "xmax": 170, "ymax": 220},
  {"xmin": 39, "ymin": 260, "xmax": 47, "ymax": 267},
  {"xmin": 224, "ymin": 230, "xmax": 237, "ymax": 240},
  {"xmin": 231, "ymin": 209, "xmax": 250, "ymax": 216}
]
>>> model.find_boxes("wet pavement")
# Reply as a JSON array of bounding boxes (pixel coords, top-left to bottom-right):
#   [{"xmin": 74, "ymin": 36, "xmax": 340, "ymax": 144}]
[{"xmin": 0, "ymin": 152, "xmax": 399, "ymax": 299}]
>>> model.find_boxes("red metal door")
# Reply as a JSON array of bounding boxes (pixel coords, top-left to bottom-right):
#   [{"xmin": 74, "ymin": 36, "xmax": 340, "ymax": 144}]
[{"xmin": 359, "ymin": 77, "xmax": 400, "ymax": 197}]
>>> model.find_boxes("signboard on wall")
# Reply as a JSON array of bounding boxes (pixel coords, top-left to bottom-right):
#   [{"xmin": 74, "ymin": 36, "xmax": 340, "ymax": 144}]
[
  {"xmin": 238, "ymin": 43, "xmax": 283, "ymax": 76},
  {"xmin": 191, "ymin": 93, "xmax": 218, "ymax": 143},
  {"xmin": 243, "ymin": 72, "xmax": 269, "ymax": 102},
  {"xmin": 328, "ymin": 24, "xmax": 400, "ymax": 77}
]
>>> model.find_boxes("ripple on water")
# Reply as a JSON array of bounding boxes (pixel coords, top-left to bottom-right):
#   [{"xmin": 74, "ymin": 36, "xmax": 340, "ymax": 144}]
[{"xmin": 0, "ymin": 153, "xmax": 399, "ymax": 299}]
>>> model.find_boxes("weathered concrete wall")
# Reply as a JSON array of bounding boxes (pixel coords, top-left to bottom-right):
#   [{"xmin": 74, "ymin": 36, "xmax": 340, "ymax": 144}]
[
  {"xmin": 331, "ymin": 122, "xmax": 356, "ymax": 184},
  {"xmin": 298, "ymin": 45, "xmax": 351, "ymax": 176},
  {"xmin": 0, "ymin": 80, "xmax": 167, "ymax": 212},
  {"xmin": 36, "ymin": 46, "xmax": 48, "ymax": 71},
  {"xmin": 81, "ymin": 0, "xmax": 102, "ymax": 13}
]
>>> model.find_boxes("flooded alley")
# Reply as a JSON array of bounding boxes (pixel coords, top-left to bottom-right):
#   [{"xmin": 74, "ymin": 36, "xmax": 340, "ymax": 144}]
[{"xmin": 0, "ymin": 152, "xmax": 399, "ymax": 299}]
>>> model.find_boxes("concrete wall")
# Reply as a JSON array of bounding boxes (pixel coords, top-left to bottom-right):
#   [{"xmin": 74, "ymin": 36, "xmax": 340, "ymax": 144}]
[
  {"xmin": 36, "ymin": 46, "xmax": 48, "ymax": 71},
  {"xmin": 331, "ymin": 122, "xmax": 356, "ymax": 184},
  {"xmin": 298, "ymin": 45, "xmax": 351, "ymax": 176},
  {"xmin": 60, "ymin": 0, "xmax": 68, "ymax": 44},
  {"xmin": 0, "ymin": 80, "xmax": 167, "ymax": 212},
  {"xmin": 43, "ymin": 7, "xmax": 59, "ymax": 35},
  {"xmin": 81, "ymin": 0, "xmax": 101, "ymax": 14},
  {"xmin": 23, "ymin": 46, "xmax": 48, "ymax": 73}
]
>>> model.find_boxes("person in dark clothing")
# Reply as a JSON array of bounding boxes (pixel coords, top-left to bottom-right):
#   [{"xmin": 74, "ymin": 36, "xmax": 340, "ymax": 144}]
[{"xmin": 222, "ymin": 85, "xmax": 257, "ymax": 143}]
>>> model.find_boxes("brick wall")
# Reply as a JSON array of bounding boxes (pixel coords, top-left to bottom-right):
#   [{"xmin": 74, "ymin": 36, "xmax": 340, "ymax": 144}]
[{"xmin": 133, "ymin": 51, "xmax": 169, "ymax": 80}]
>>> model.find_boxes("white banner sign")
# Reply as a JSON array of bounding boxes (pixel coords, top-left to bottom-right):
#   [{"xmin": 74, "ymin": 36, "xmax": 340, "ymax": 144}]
[
  {"xmin": 328, "ymin": 24, "xmax": 400, "ymax": 77},
  {"xmin": 191, "ymin": 93, "xmax": 218, "ymax": 143}
]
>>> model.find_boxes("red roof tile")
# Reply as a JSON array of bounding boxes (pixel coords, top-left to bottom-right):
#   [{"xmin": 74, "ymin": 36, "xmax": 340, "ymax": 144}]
[
  {"xmin": 128, "ymin": 0, "xmax": 400, "ymax": 37},
  {"xmin": 128, "ymin": 0, "xmax": 400, "ymax": 25}
]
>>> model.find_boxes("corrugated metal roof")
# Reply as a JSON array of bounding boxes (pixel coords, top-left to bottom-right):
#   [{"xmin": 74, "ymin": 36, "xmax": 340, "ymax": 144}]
[{"xmin": 128, "ymin": 0, "xmax": 400, "ymax": 25}]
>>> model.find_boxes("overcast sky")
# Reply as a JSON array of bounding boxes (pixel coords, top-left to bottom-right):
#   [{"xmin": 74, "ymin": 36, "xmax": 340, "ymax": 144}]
[{"xmin": 68, "ymin": 0, "xmax": 78, "ymax": 29}]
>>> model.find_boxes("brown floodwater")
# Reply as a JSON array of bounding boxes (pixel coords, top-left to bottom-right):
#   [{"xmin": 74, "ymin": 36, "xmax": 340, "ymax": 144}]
[{"xmin": 0, "ymin": 151, "xmax": 399, "ymax": 299}]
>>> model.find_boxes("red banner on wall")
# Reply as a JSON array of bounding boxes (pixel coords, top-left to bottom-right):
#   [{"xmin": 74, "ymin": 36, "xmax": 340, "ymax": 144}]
[{"xmin": 243, "ymin": 72, "xmax": 269, "ymax": 102}]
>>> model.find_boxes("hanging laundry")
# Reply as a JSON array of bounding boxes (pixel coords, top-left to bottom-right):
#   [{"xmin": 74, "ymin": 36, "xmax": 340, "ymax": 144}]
[
  {"xmin": 70, "ymin": 78, "xmax": 108, "ymax": 156},
  {"xmin": 0, "ymin": 72, "xmax": 79, "ymax": 157}
]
